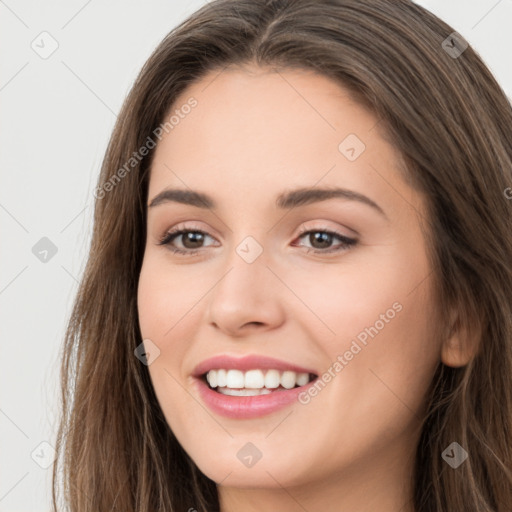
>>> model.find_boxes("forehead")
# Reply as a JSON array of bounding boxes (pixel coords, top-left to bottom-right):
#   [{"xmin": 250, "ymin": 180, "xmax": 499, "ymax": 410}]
[
  {"xmin": 147, "ymin": 66, "xmax": 421, "ymax": 221},
  {"xmin": 156, "ymin": 66, "xmax": 379, "ymax": 158}
]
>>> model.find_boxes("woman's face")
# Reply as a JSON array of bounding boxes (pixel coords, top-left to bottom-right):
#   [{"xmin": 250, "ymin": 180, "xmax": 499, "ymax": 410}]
[{"xmin": 137, "ymin": 66, "xmax": 442, "ymax": 494}]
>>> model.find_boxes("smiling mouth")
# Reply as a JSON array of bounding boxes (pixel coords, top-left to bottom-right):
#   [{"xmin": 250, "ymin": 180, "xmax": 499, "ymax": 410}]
[{"xmin": 202, "ymin": 368, "xmax": 318, "ymax": 396}]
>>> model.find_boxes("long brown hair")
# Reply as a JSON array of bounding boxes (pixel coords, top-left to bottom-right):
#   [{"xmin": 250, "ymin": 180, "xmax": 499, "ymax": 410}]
[{"xmin": 52, "ymin": 1, "xmax": 512, "ymax": 510}]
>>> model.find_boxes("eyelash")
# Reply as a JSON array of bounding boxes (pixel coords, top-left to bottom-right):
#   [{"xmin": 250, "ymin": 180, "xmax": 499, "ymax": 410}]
[{"xmin": 157, "ymin": 225, "xmax": 357, "ymax": 256}]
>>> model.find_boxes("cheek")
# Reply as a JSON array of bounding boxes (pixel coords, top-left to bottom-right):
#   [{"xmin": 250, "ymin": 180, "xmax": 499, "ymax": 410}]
[
  {"xmin": 317, "ymin": 270, "xmax": 440, "ymax": 440},
  {"xmin": 136, "ymin": 254, "xmax": 208, "ymax": 410},
  {"xmin": 137, "ymin": 254, "xmax": 201, "ymax": 344},
  {"xmin": 301, "ymin": 247, "xmax": 440, "ymax": 427},
  {"xmin": 136, "ymin": 261, "xmax": 196, "ymax": 442}
]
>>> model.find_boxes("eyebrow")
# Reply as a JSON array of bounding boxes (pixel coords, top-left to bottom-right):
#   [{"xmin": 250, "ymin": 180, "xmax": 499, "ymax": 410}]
[{"xmin": 148, "ymin": 187, "xmax": 387, "ymax": 218}]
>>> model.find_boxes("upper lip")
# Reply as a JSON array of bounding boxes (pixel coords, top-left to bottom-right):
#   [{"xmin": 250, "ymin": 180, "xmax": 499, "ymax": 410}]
[{"xmin": 192, "ymin": 354, "xmax": 318, "ymax": 378}]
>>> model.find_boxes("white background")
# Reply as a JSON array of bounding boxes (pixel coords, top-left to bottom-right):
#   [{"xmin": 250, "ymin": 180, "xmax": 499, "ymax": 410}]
[{"xmin": 1, "ymin": 0, "xmax": 511, "ymax": 510}]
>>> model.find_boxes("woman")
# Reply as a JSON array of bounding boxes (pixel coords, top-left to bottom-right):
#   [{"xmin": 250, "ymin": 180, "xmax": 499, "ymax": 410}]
[{"xmin": 52, "ymin": 0, "xmax": 512, "ymax": 510}]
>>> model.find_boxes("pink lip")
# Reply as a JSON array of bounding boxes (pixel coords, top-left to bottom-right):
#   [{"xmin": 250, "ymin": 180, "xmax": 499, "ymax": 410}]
[
  {"xmin": 194, "ymin": 377, "xmax": 316, "ymax": 419},
  {"xmin": 192, "ymin": 354, "xmax": 316, "ymax": 377},
  {"xmin": 191, "ymin": 354, "xmax": 318, "ymax": 419}
]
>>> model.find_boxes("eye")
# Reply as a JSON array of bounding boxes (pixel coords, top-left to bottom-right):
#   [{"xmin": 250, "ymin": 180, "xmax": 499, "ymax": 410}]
[
  {"xmin": 157, "ymin": 225, "xmax": 358, "ymax": 256},
  {"xmin": 294, "ymin": 228, "xmax": 357, "ymax": 254},
  {"xmin": 157, "ymin": 227, "xmax": 218, "ymax": 255}
]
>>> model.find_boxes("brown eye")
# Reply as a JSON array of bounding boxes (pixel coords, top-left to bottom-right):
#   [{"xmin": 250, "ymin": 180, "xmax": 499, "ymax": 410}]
[
  {"xmin": 295, "ymin": 229, "xmax": 357, "ymax": 254},
  {"xmin": 158, "ymin": 229, "xmax": 217, "ymax": 254},
  {"xmin": 307, "ymin": 232, "xmax": 333, "ymax": 249},
  {"xmin": 178, "ymin": 231, "xmax": 206, "ymax": 249}
]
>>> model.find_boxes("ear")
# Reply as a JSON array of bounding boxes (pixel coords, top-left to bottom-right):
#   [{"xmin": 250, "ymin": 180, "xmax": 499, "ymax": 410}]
[{"xmin": 440, "ymin": 308, "xmax": 481, "ymax": 368}]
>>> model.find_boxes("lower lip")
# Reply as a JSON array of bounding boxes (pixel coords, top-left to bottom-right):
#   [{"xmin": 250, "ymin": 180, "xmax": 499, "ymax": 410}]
[{"xmin": 194, "ymin": 377, "xmax": 315, "ymax": 419}]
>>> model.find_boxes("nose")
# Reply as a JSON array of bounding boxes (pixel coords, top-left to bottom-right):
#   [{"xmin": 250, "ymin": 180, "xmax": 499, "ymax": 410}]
[{"xmin": 206, "ymin": 246, "xmax": 286, "ymax": 337}]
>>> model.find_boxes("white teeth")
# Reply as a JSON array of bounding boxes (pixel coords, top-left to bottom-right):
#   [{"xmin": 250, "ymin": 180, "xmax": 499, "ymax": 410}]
[
  {"xmin": 244, "ymin": 369, "xmax": 265, "ymax": 389},
  {"xmin": 206, "ymin": 370, "xmax": 217, "ymax": 388},
  {"xmin": 217, "ymin": 369, "xmax": 227, "ymax": 387},
  {"xmin": 281, "ymin": 371, "xmax": 296, "ymax": 389},
  {"xmin": 264, "ymin": 369, "xmax": 280, "ymax": 389},
  {"xmin": 205, "ymin": 369, "xmax": 312, "ymax": 391},
  {"xmin": 218, "ymin": 388, "xmax": 272, "ymax": 396},
  {"xmin": 226, "ymin": 369, "xmax": 244, "ymax": 388},
  {"xmin": 296, "ymin": 372, "xmax": 310, "ymax": 386}
]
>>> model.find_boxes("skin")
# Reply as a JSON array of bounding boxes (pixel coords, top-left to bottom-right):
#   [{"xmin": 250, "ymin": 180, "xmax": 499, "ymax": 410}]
[{"xmin": 137, "ymin": 65, "xmax": 471, "ymax": 512}]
